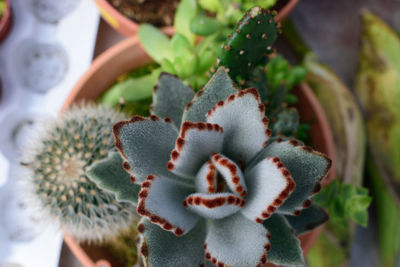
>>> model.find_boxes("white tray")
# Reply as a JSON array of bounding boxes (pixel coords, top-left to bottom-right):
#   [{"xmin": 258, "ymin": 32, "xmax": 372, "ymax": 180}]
[{"xmin": 0, "ymin": 0, "xmax": 100, "ymax": 266}]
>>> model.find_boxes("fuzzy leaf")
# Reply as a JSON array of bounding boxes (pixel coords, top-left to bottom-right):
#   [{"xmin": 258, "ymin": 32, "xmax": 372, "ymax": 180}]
[
  {"xmin": 205, "ymin": 213, "xmax": 270, "ymax": 267},
  {"xmin": 285, "ymin": 204, "xmax": 329, "ymax": 235},
  {"xmin": 211, "ymin": 153, "xmax": 247, "ymax": 197},
  {"xmin": 152, "ymin": 73, "xmax": 195, "ymax": 127},
  {"xmin": 113, "ymin": 117, "xmax": 178, "ymax": 183},
  {"xmin": 137, "ymin": 175, "xmax": 198, "ymax": 236},
  {"xmin": 241, "ymin": 157, "xmax": 295, "ymax": 223},
  {"xmin": 139, "ymin": 24, "xmax": 174, "ymax": 64},
  {"xmin": 183, "ymin": 192, "xmax": 244, "ymax": 219},
  {"xmin": 138, "ymin": 218, "xmax": 207, "ymax": 267},
  {"xmin": 87, "ymin": 151, "xmax": 141, "ymax": 205},
  {"xmin": 167, "ymin": 122, "xmax": 224, "ymax": 178},
  {"xmin": 182, "ymin": 67, "xmax": 238, "ymax": 123},
  {"xmin": 195, "ymin": 161, "xmax": 217, "ymax": 193},
  {"xmin": 207, "ymin": 88, "xmax": 269, "ymax": 163},
  {"xmin": 263, "ymin": 214, "xmax": 304, "ymax": 265},
  {"xmin": 250, "ymin": 140, "xmax": 331, "ymax": 214}
]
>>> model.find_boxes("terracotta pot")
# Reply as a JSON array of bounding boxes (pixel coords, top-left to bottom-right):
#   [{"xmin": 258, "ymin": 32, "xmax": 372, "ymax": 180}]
[
  {"xmin": 94, "ymin": 0, "xmax": 299, "ymax": 37},
  {"xmin": 62, "ymin": 36, "xmax": 336, "ymax": 267},
  {"xmin": 0, "ymin": 0, "xmax": 12, "ymax": 42}
]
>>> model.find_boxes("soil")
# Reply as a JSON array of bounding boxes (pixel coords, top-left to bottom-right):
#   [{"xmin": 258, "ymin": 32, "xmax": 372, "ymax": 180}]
[{"xmin": 107, "ymin": 0, "xmax": 179, "ymax": 27}]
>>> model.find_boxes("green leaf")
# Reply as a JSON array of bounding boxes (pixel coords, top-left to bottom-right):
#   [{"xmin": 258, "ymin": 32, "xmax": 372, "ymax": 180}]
[
  {"xmin": 190, "ymin": 15, "xmax": 221, "ymax": 36},
  {"xmin": 313, "ymin": 180, "xmax": 372, "ymax": 227},
  {"xmin": 174, "ymin": 0, "xmax": 197, "ymax": 45},
  {"xmin": 99, "ymin": 69, "xmax": 161, "ymax": 107},
  {"xmin": 263, "ymin": 214, "xmax": 304, "ymax": 265},
  {"xmin": 87, "ymin": 151, "xmax": 141, "ymax": 205},
  {"xmin": 139, "ymin": 24, "xmax": 173, "ymax": 63},
  {"xmin": 174, "ymin": 54, "xmax": 198, "ymax": 79},
  {"xmin": 152, "ymin": 73, "xmax": 195, "ymax": 127},
  {"xmin": 138, "ymin": 218, "xmax": 207, "ymax": 267},
  {"xmin": 286, "ymin": 66, "xmax": 307, "ymax": 89},
  {"xmin": 345, "ymin": 195, "xmax": 372, "ymax": 227},
  {"xmin": 160, "ymin": 59, "xmax": 177, "ymax": 74},
  {"xmin": 171, "ymin": 34, "xmax": 193, "ymax": 58},
  {"xmin": 198, "ymin": 0, "xmax": 222, "ymax": 12},
  {"xmin": 197, "ymin": 50, "xmax": 216, "ymax": 74}
]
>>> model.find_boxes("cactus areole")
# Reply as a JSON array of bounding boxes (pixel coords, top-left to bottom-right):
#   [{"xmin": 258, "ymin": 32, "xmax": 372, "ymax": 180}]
[{"xmin": 88, "ymin": 66, "xmax": 331, "ymax": 266}]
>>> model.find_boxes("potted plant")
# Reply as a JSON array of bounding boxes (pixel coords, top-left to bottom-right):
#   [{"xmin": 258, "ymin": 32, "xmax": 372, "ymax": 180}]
[
  {"xmin": 0, "ymin": 0, "xmax": 12, "ymax": 42},
  {"xmin": 95, "ymin": 0, "xmax": 299, "ymax": 36},
  {"xmin": 57, "ymin": 6, "xmax": 336, "ymax": 267}
]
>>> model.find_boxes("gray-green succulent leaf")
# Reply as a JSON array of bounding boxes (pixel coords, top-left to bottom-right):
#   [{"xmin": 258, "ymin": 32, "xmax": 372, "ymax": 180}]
[
  {"xmin": 87, "ymin": 151, "xmax": 141, "ymax": 205},
  {"xmin": 285, "ymin": 204, "xmax": 329, "ymax": 236},
  {"xmin": 94, "ymin": 67, "xmax": 331, "ymax": 266}
]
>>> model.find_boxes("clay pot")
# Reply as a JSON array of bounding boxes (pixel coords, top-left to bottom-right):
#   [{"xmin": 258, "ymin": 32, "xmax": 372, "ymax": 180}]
[
  {"xmin": 0, "ymin": 0, "xmax": 12, "ymax": 42},
  {"xmin": 94, "ymin": 0, "xmax": 299, "ymax": 37},
  {"xmin": 62, "ymin": 35, "xmax": 336, "ymax": 267}
]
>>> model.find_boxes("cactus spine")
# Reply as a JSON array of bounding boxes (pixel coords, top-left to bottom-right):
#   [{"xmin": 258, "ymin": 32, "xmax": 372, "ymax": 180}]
[{"xmin": 23, "ymin": 104, "xmax": 137, "ymax": 243}]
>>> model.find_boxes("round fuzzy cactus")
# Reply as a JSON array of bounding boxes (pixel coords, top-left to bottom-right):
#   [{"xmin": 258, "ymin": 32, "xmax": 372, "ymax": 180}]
[{"xmin": 22, "ymin": 104, "xmax": 137, "ymax": 243}]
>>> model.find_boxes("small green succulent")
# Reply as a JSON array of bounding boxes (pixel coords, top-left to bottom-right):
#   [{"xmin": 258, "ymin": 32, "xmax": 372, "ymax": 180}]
[
  {"xmin": 22, "ymin": 104, "xmax": 137, "ymax": 243},
  {"xmin": 100, "ymin": 0, "xmax": 216, "ymax": 108},
  {"xmin": 88, "ymin": 68, "xmax": 331, "ymax": 266}
]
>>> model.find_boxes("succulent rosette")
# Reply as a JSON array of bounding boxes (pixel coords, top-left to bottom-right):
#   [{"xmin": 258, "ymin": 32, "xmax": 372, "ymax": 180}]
[{"xmin": 88, "ymin": 68, "xmax": 331, "ymax": 267}]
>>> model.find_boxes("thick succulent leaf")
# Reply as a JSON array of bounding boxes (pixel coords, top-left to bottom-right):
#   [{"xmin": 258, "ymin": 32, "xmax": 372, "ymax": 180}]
[
  {"xmin": 87, "ymin": 151, "xmax": 141, "ymax": 205},
  {"xmin": 113, "ymin": 116, "xmax": 178, "ymax": 183},
  {"xmin": 174, "ymin": 0, "xmax": 197, "ymax": 45},
  {"xmin": 263, "ymin": 214, "xmax": 304, "ymax": 266},
  {"xmin": 167, "ymin": 122, "xmax": 224, "ymax": 178},
  {"xmin": 211, "ymin": 153, "xmax": 247, "ymax": 197},
  {"xmin": 138, "ymin": 24, "xmax": 174, "ymax": 64},
  {"xmin": 241, "ymin": 157, "xmax": 296, "ymax": 223},
  {"xmin": 151, "ymin": 73, "xmax": 195, "ymax": 128},
  {"xmin": 137, "ymin": 174, "xmax": 198, "ymax": 236},
  {"xmin": 207, "ymin": 88, "xmax": 270, "ymax": 164},
  {"xmin": 138, "ymin": 218, "xmax": 207, "ymax": 267},
  {"xmin": 182, "ymin": 67, "xmax": 238, "ymax": 123},
  {"xmin": 204, "ymin": 213, "xmax": 270, "ymax": 267},
  {"xmin": 183, "ymin": 192, "xmax": 245, "ymax": 219},
  {"xmin": 195, "ymin": 160, "xmax": 217, "ymax": 193},
  {"xmin": 250, "ymin": 139, "xmax": 331, "ymax": 214},
  {"xmin": 285, "ymin": 204, "xmax": 329, "ymax": 236}
]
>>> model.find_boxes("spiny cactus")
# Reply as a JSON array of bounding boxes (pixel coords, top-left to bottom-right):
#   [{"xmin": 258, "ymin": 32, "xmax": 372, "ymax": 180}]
[
  {"xmin": 217, "ymin": 6, "xmax": 279, "ymax": 82},
  {"xmin": 22, "ymin": 104, "xmax": 137, "ymax": 243},
  {"xmin": 89, "ymin": 68, "xmax": 331, "ymax": 266}
]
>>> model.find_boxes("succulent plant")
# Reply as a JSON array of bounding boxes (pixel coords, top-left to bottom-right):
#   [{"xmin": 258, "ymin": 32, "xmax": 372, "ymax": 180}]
[
  {"xmin": 88, "ymin": 68, "xmax": 331, "ymax": 266},
  {"xmin": 22, "ymin": 104, "xmax": 137, "ymax": 243},
  {"xmin": 217, "ymin": 6, "xmax": 278, "ymax": 82}
]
